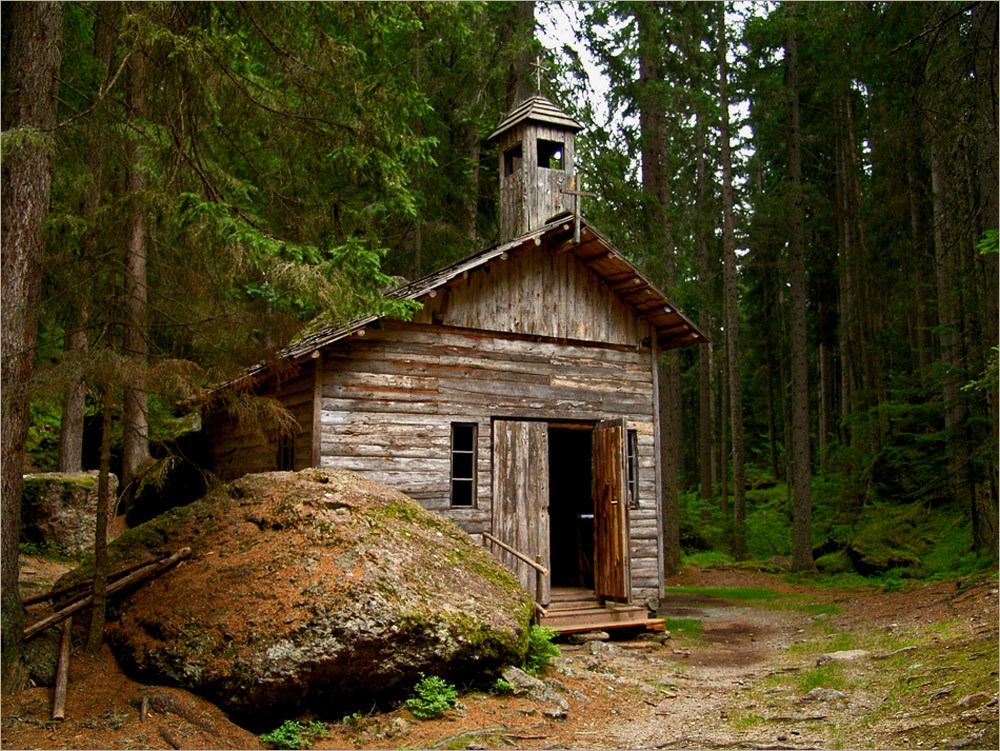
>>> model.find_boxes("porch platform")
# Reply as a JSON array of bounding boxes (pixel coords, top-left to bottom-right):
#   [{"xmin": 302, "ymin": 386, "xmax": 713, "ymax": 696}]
[{"xmin": 538, "ymin": 587, "xmax": 667, "ymax": 634}]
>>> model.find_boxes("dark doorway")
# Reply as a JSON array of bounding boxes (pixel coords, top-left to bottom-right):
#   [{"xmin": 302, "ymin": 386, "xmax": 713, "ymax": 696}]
[{"xmin": 547, "ymin": 427, "xmax": 594, "ymax": 589}]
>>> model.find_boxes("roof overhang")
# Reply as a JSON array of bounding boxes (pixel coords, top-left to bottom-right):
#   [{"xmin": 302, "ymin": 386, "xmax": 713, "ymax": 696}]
[{"xmin": 227, "ymin": 218, "xmax": 708, "ymax": 388}]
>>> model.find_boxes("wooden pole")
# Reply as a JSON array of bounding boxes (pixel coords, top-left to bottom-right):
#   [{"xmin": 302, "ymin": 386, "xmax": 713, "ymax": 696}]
[
  {"xmin": 24, "ymin": 554, "xmax": 168, "ymax": 606},
  {"xmin": 23, "ymin": 547, "xmax": 191, "ymax": 641},
  {"xmin": 51, "ymin": 616, "xmax": 72, "ymax": 720},
  {"xmin": 481, "ymin": 532, "xmax": 548, "ymax": 574}
]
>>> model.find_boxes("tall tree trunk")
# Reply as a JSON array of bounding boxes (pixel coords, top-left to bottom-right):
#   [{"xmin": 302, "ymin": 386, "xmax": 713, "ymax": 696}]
[
  {"xmin": 57, "ymin": 321, "xmax": 88, "ymax": 472},
  {"xmin": 784, "ymin": 13, "xmax": 815, "ymax": 572},
  {"xmin": 638, "ymin": 5, "xmax": 682, "ymax": 574},
  {"xmin": 973, "ymin": 0, "xmax": 999, "ymax": 557},
  {"xmin": 505, "ymin": 1, "xmax": 535, "ymax": 108},
  {"xmin": 719, "ymin": 335, "xmax": 729, "ymax": 520},
  {"xmin": 717, "ymin": 3, "xmax": 746, "ymax": 560},
  {"xmin": 0, "ymin": 0, "xmax": 64, "ymax": 689},
  {"xmin": 696, "ymin": 115, "xmax": 713, "ymax": 501},
  {"xmin": 87, "ymin": 387, "xmax": 115, "ymax": 652},
  {"xmin": 929, "ymin": 133, "xmax": 970, "ymax": 508},
  {"xmin": 57, "ymin": 2, "xmax": 120, "ymax": 473},
  {"xmin": 121, "ymin": 41, "xmax": 151, "ymax": 491}
]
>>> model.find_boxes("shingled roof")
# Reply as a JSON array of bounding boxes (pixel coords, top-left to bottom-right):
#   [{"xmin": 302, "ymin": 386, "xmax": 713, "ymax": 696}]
[
  {"xmin": 488, "ymin": 95, "xmax": 584, "ymax": 139},
  {"xmin": 229, "ymin": 218, "xmax": 707, "ymax": 386}
]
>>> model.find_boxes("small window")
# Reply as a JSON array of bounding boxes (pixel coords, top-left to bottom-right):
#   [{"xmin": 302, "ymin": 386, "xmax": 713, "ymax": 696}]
[
  {"xmin": 627, "ymin": 429, "xmax": 639, "ymax": 509},
  {"xmin": 537, "ymin": 139, "xmax": 564, "ymax": 170},
  {"xmin": 277, "ymin": 432, "xmax": 295, "ymax": 471},
  {"xmin": 504, "ymin": 143, "xmax": 523, "ymax": 177},
  {"xmin": 451, "ymin": 423, "xmax": 478, "ymax": 507}
]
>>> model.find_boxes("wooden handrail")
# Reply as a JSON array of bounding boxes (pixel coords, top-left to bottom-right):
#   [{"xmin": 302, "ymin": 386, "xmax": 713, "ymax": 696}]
[{"xmin": 482, "ymin": 532, "xmax": 549, "ymax": 575}]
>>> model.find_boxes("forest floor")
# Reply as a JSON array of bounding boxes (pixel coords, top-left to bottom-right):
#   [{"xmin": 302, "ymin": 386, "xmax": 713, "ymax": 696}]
[{"xmin": 3, "ymin": 560, "xmax": 997, "ymax": 750}]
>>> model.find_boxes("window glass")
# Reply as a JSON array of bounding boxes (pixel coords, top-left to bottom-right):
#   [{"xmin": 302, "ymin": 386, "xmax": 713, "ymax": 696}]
[{"xmin": 451, "ymin": 423, "xmax": 477, "ymax": 507}]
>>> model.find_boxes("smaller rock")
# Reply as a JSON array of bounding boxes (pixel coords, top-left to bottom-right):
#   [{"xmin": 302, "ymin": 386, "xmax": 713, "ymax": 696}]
[
  {"xmin": 815, "ymin": 649, "xmax": 870, "ymax": 666},
  {"xmin": 956, "ymin": 692, "xmax": 992, "ymax": 709},
  {"xmin": 567, "ymin": 631, "xmax": 609, "ymax": 644},
  {"xmin": 636, "ymin": 631, "xmax": 671, "ymax": 643},
  {"xmin": 500, "ymin": 666, "xmax": 569, "ymax": 711},
  {"xmin": 799, "ymin": 687, "xmax": 848, "ymax": 703},
  {"xmin": 542, "ymin": 708, "xmax": 567, "ymax": 720},
  {"xmin": 387, "ymin": 717, "xmax": 411, "ymax": 738},
  {"xmin": 466, "ymin": 744, "xmax": 486, "ymax": 750},
  {"xmin": 586, "ymin": 641, "xmax": 622, "ymax": 657}
]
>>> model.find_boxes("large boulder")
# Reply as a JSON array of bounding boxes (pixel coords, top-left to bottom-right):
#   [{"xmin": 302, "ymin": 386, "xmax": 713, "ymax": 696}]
[
  {"xmin": 21, "ymin": 471, "xmax": 118, "ymax": 556},
  {"xmin": 70, "ymin": 469, "xmax": 532, "ymax": 726}
]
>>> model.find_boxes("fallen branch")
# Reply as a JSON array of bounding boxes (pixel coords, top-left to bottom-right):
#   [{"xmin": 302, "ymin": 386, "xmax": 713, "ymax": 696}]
[
  {"xmin": 24, "ymin": 554, "xmax": 169, "ymax": 606},
  {"xmin": 765, "ymin": 715, "xmax": 827, "ymax": 722},
  {"xmin": 23, "ymin": 548, "xmax": 191, "ymax": 641},
  {"xmin": 873, "ymin": 645, "xmax": 918, "ymax": 660},
  {"xmin": 51, "ymin": 617, "xmax": 72, "ymax": 720},
  {"xmin": 158, "ymin": 725, "xmax": 182, "ymax": 749}
]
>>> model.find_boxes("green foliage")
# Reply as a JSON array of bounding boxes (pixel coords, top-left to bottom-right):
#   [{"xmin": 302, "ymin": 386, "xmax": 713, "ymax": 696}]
[
  {"xmin": 492, "ymin": 677, "xmax": 513, "ymax": 695},
  {"xmin": 406, "ymin": 673, "xmax": 458, "ymax": 720},
  {"xmin": 522, "ymin": 624, "xmax": 560, "ymax": 676},
  {"xmin": 19, "ymin": 540, "xmax": 70, "ymax": 560},
  {"xmin": 259, "ymin": 720, "xmax": 327, "ymax": 750},
  {"xmin": 661, "ymin": 618, "xmax": 704, "ymax": 640}
]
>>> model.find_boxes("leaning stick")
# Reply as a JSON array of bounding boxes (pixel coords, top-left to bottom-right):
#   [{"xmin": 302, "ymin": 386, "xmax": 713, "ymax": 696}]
[
  {"xmin": 24, "ymin": 554, "xmax": 169, "ymax": 606},
  {"xmin": 23, "ymin": 547, "xmax": 192, "ymax": 641},
  {"xmin": 51, "ymin": 617, "xmax": 72, "ymax": 720}
]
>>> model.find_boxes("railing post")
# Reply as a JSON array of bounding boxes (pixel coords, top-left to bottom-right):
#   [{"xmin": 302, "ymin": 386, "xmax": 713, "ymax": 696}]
[{"xmin": 535, "ymin": 554, "xmax": 549, "ymax": 609}]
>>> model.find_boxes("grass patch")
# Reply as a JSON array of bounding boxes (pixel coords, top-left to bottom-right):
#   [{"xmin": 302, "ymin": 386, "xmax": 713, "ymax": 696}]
[
  {"xmin": 664, "ymin": 586, "xmax": 779, "ymax": 602},
  {"xmin": 798, "ymin": 664, "xmax": 846, "ymax": 693},
  {"xmin": 661, "ymin": 618, "xmax": 704, "ymax": 640}
]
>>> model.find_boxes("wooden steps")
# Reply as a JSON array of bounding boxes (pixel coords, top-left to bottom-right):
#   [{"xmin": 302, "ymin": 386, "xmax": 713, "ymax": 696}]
[{"xmin": 538, "ymin": 587, "xmax": 666, "ymax": 634}]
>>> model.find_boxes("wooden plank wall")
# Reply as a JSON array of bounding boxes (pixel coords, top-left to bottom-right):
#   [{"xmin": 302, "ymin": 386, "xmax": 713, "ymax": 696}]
[
  {"xmin": 319, "ymin": 321, "xmax": 662, "ymax": 604},
  {"xmin": 205, "ymin": 363, "xmax": 317, "ymax": 479},
  {"xmin": 412, "ymin": 245, "xmax": 647, "ymax": 347},
  {"xmin": 498, "ymin": 123, "xmax": 576, "ymax": 239}
]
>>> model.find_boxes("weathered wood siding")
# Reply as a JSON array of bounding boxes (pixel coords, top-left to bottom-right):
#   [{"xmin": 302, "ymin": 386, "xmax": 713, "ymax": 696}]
[
  {"xmin": 492, "ymin": 420, "xmax": 550, "ymax": 604},
  {"xmin": 319, "ymin": 320, "xmax": 662, "ymax": 604},
  {"xmin": 205, "ymin": 362, "xmax": 318, "ymax": 479},
  {"xmin": 411, "ymin": 244, "xmax": 647, "ymax": 347},
  {"xmin": 499, "ymin": 123, "xmax": 576, "ymax": 239}
]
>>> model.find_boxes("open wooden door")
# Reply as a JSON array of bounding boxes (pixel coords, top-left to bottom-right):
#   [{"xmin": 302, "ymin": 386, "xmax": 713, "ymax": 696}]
[
  {"xmin": 593, "ymin": 418, "xmax": 630, "ymax": 602},
  {"xmin": 492, "ymin": 420, "xmax": 550, "ymax": 605}
]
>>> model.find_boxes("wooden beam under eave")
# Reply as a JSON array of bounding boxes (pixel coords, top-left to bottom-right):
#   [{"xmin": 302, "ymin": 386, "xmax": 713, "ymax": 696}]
[{"xmin": 584, "ymin": 251, "xmax": 614, "ymax": 267}]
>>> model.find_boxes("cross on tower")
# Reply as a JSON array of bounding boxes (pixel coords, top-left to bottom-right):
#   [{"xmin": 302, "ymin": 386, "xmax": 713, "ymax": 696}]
[
  {"xmin": 560, "ymin": 174, "xmax": 596, "ymax": 245},
  {"xmin": 530, "ymin": 55, "xmax": 547, "ymax": 93}
]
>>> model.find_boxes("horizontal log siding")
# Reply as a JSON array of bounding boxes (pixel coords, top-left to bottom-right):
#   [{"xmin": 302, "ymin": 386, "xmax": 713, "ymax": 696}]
[
  {"xmin": 412, "ymin": 241, "xmax": 646, "ymax": 347},
  {"xmin": 205, "ymin": 367, "xmax": 316, "ymax": 479},
  {"xmin": 320, "ymin": 321, "xmax": 661, "ymax": 603}
]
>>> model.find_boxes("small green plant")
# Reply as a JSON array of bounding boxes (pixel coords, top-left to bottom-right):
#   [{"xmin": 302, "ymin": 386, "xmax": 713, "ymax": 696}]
[
  {"xmin": 340, "ymin": 711, "xmax": 364, "ymax": 726},
  {"xmin": 492, "ymin": 677, "xmax": 513, "ymax": 694},
  {"xmin": 522, "ymin": 624, "xmax": 560, "ymax": 675},
  {"xmin": 260, "ymin": 719, "xmax": 327, "ymax": 749},
  {"xmin": 406, "ymin": 673, "xmax": 458, "ymax": 719}
]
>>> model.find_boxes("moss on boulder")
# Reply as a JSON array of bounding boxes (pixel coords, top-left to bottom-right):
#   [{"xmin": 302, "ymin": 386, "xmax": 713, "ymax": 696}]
[{"xmin": 62, "ymin": 469, "xmax": 532, "ymax": 727}]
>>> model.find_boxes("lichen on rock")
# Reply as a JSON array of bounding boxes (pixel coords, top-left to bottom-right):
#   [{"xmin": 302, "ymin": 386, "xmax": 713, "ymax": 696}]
[{"xmin": 62, "ymin": 469, "xmax": 532, "ymax": 726}]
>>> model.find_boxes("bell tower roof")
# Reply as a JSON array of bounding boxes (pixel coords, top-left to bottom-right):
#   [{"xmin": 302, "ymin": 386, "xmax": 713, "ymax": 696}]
[{"xmin": 488, "ymin": 95, "xmax": 583, "ymax": 141}]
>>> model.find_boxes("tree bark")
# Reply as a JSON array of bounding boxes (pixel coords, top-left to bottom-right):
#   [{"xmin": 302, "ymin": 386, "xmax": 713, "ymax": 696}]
[
  {"xmin": 121, "ymin": 39, "xmax": 151, "ymax": 490},
  {"xmin": 717, "ymin": 4, "xmax": 746, "ymax": 560},
  {"xmin": 57, "ymin": 322, "xmax": 88, "ymax": 473},
  {"xmin": 0, "ymin": 0, "xmax": 64, "ymax": 690},
  {"xmin": 784, "ymin": 13, "xmax": 815, "ymax": 572}
]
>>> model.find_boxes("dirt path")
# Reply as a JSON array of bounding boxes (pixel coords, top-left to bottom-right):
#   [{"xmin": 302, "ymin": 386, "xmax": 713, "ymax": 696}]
[{"xmin": 4, "ymin": 566, "xmax": 996, "ymax": 750}]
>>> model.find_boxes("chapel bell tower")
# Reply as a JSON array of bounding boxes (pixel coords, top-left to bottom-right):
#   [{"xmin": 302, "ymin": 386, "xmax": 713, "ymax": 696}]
[{"xmin": 489, "ymin": 96, "xmax": 584, "ymax": 242}]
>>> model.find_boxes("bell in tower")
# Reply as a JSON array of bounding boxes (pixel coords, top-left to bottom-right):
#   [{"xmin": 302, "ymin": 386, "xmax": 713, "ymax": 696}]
[{"xmin": 489, "ymin": 96, "xmax": 583, "ymax": 242}]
